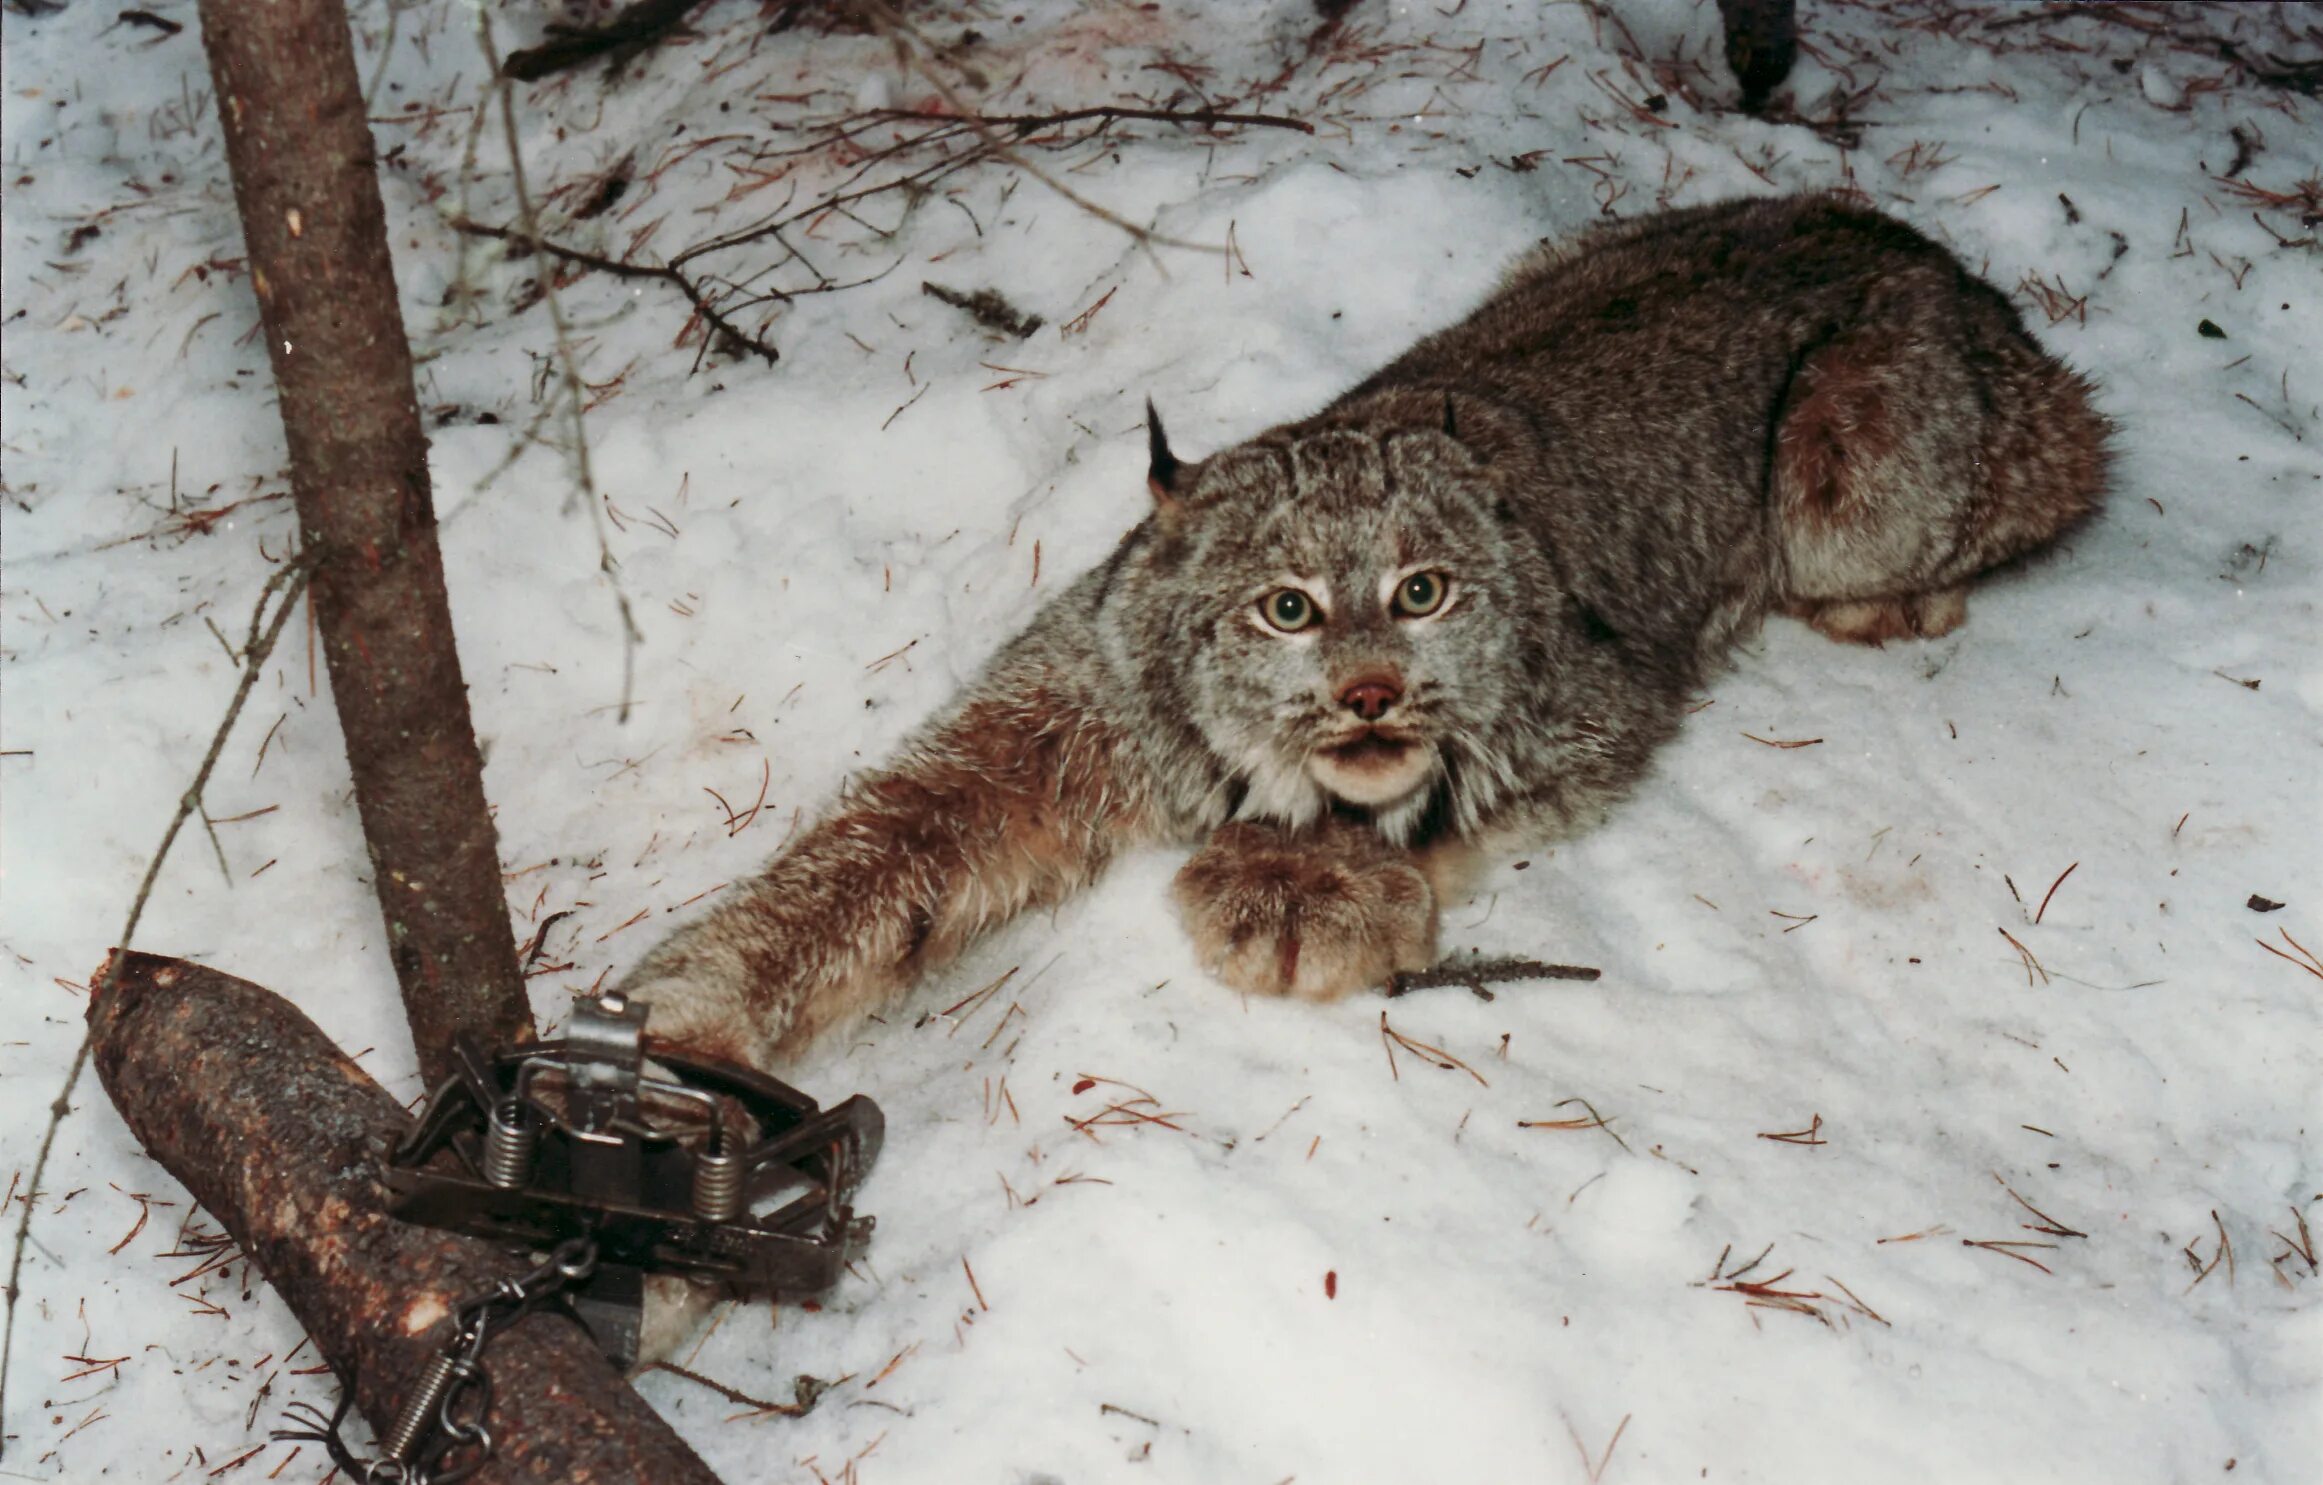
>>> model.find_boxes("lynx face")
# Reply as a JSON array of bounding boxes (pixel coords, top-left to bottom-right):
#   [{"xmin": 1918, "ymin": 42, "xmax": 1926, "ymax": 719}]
[{"xmin": 1147, "ymin": 417, "xmax": 1545, "ymax": 844}]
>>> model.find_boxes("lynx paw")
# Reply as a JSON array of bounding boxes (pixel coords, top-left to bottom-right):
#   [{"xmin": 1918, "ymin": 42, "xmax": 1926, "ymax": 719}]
[
  {"xmin": 633, "ymin": 1274, "xmax": 724, "ymax": 1372},
  {"xmin": 621, "ymin": 943, "xmax": 767, "ymax": 1071},
  {"xmin": 1172, "ymin": 821, "xmax": 1436, "ymax": 1001},
  {"xmin": 1789, "ymin": 587, "xmax": 1967, "ymax": 646}
]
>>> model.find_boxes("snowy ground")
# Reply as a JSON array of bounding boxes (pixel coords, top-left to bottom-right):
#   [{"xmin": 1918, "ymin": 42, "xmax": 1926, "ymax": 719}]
[{"xmin": 4, "ymin": 0, "xmax": 2319, "ymax": 1480}]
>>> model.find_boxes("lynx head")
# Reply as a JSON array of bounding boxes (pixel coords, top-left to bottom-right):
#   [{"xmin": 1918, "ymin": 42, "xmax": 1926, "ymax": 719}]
[{"xmin": 1120, "ymin": 390, "xmax": 1558, "ymax": 844}]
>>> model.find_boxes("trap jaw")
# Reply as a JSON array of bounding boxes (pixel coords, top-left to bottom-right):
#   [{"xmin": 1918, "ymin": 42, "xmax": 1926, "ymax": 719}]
[{"xmin": 387, "ymin": 991, "xmax": 883, "ymax": 1368}]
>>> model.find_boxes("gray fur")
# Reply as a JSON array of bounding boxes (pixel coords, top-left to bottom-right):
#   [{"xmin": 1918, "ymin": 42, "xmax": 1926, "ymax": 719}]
[{"xmin": 621, "ymin": 193, "xmax": 2111, "ymax": 1067}]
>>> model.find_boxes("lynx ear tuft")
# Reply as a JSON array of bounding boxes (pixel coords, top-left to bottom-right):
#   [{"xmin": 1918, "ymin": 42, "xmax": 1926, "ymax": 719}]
[{"xmin": 1145, "ymin": 397, "xmax": 1182, "ymax": 507}]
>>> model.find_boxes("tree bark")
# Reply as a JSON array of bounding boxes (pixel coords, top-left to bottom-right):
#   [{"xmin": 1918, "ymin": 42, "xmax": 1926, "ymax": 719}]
[
  {"xmin": 89, "ymin": 950, "xmax": 724, "ymax": 1484},
  {"xmin": 198, "ymin": 0, "xmax": 530, "ymax": 1081}
]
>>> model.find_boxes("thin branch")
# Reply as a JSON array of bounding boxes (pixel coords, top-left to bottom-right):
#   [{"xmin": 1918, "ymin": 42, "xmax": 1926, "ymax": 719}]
[
  {"xmin": 450, "ymin": 216, "xmax": 793, "ymax": 368},
  {"xmin": 853, "ymin": 0, "xmax": 1236, "ymax": 260},
  {"xmin": 870, "ymin": 104, "xmax": 1313, "ymax": 135},
  {"xmin": 478, "ymin": 16, "xmax": 644, "ymax": 724},
  {"xmin": 1, "ymin": 554, "xmax": 317, "ymax": 1452},
  {"xmin": 1389, "ymin": 955, "xmax": 1601, "ymax": 997}
]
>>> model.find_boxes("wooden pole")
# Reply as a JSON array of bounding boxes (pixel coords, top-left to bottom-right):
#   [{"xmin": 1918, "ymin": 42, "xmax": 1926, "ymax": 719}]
[{"xmin": 197, "ymin": 0, "xmax": 531, "ymax": 1081}]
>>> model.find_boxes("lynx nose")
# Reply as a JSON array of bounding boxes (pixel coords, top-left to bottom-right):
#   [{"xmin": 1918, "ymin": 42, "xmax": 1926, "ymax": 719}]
[{"xmin": 1337, "ymin": 675, "xmax": 1403, "ymax": 722}]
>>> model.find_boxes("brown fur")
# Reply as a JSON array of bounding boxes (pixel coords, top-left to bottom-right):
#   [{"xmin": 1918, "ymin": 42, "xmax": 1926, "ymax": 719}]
[
  {"xmin": 1776, "ymin": 330, "xmax": 1897, "ymax": 530},
  {"xmin": 1961, "ymin": 348, "xmax": 2111, "ymax": 574},
  {"xmin": 624, "ymin": 195, "xmax": 2113, "ymax": 1073},
  {"xmin": 1787, "ymin": 588, "xmax": 1967, "ymax": 646},
  {"xmin": 1172, "ymin": 819, "xmax": 1436, "ymax": 1001},
  {"xmin": 1770, "ymin": 274, "xmax": 2109, "ymax": 642},
  {"xmin": 631, "ymin": 683, "xmax": 1150, "ymax": 1068}
]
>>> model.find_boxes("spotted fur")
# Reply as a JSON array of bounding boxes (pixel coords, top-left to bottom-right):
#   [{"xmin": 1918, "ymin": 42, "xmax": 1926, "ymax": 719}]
[{"xmin": 622, "ymin": 193, "xmax": 2111, "ymax": 1068}]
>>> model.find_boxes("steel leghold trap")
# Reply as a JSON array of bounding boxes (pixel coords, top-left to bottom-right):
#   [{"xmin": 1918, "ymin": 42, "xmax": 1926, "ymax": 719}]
[{"xmin": 388, "ymin": 992, "xmax": 883, "ymax": 1367}]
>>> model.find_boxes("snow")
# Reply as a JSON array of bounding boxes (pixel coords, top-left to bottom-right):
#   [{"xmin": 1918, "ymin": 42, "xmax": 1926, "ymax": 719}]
[{"xmin": 4, "ymin": 0, "xmax": 2319, "ymax": 1481}]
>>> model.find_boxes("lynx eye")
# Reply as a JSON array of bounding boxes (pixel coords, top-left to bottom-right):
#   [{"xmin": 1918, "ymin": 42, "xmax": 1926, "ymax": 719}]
[
  {"xmin": 1259, "ymin": 588, "xmax": 1319, "ymax": 633},
  {"xmin": 1393, "ymin": 570, "xmax": 1450, "ymax": 618}
]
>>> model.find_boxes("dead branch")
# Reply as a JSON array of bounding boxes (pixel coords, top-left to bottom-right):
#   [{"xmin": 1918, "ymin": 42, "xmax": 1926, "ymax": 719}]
[
  {"xmin": 871, "ymin": 104, "xmax": 1314, "ymax": 135},
  {"xmin": 1389, "ymin": 955, "xmax": 1602, "ymax": 997},
  {"xmin": 456, "ymin": 91, "xmax": 1301, "ymax": 371},
  {"xmin": 448, "ymin": 216, "xmax": 792, "ymax": 367},
  {"xmin": 854, "ymin": 0, "xmax": 1236, "ymax": 257},
  {"xmin": 0, "ymin": 559, "xmax": 311, "ymax": 1458},
  {"xmin": 922, "ymin": 280, "xmax": 1044, "ymax": 338},
  {"xmin": 478, "ymin": 15, "xmax": 646, "ymax": 722}
]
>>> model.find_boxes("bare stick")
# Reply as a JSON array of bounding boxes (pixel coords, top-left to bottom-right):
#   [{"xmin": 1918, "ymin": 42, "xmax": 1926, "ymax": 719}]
[
  {"xmin": 854, "ymin": 0, "xmax": 1232, "ymax": 259},
  {"xmin": 478, "ymin": 15, "xmax": 645, "ymax": 724},
  {"xmin": 870, "ymin": 104, "xmax": 1313, "ymax": 135},
  {"xmin": 0, "ymin": 558, "xmax": 312, "ymax": 1460},
  {"xmin": 1389, "ymin": 955, "xmax": 1602, "ymax": 996}
]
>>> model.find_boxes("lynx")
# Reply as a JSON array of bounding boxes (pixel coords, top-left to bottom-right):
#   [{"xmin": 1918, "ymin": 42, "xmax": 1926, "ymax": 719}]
[{"xmin": 619, "ymin": 193, "xmax": 2110, "ymax": 1071}]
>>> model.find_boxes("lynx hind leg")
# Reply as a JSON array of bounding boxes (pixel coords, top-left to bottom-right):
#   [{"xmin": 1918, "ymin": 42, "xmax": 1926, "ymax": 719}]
[
  {"xmin": 1772, "ymin": 311, "xmax": 1969, "ymax": 642},
  {"xmin": 1946, "ymin": 324, "xmax": 2111, "ymax": 578},
  {"xmin": 1172, "ymin": 820, "xmax": 1436, "ymax": 1002},
  {"xmin": 1774, "ymin": 281, "xmax": 2109, "ymax": 645},
  {"xmin": 1785, "ymin": 587, "xmax": 1967, "ymax": 647}
]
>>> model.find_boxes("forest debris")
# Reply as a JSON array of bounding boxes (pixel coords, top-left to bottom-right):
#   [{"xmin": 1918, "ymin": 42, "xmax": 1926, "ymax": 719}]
[
  {"xmin": 1962, "ymin": 1238, "xmax": 2059, "ymax": 1274},
  {"xmin": 501, "ymin": 0, "xmax": 710, "ymax": 82},
  {"xmin": 2034, "ymin": 861, "xmax": 2080, "ymax": 925},
  {"xmin": 1999, "ymin": 926, "xmax": 2050, "ymax": 986},
  {"xmin": 1380, "ymin": 1013, "xmax": 1489, "ymax": 1086},
  {"xmin": 922, "ymin": 281, "xmax": 1044, "ymax": 339},
  {"xmin": 1994, "ymin": 1174, "xmax": 2088, "ymax": 1239},
  {"xmin": 2255, "ymin": 927, "xmax": 2322, "ymax": 981},
  {"xmin": 117, "ymin": 9, "xmax": 183, "ymax": 36},
  {"xmin": 1757, "ymin": 1114, "xmax": 1826, "ymax": 1146},
  {"xmin": 1703, "ymin": 1243, "xmax": 1884, "ymax": 1328},
  {"xmin": 1519, "ymin": 1098, "xmax": 1632, "ymax": 1153},
  {"xmin": 1388, "ymin": 955, "xmax": 1601, "ymax": 997}
]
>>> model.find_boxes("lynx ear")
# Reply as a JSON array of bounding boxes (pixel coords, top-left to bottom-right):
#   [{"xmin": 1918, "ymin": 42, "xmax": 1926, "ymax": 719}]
[{"xmin": 1145, "ymin": 396, "xmax": 1182, "ymax": 509}]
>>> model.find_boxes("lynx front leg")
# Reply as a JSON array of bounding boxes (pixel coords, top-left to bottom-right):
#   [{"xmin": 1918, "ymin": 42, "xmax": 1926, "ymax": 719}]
[
  {"xmin": 620, "ymin": 670, "xmax": 1146, "ymax": 1070},
  {"xmin": 1172, "ymin": 818, "xmax": 1438, "ymax": 1001}
]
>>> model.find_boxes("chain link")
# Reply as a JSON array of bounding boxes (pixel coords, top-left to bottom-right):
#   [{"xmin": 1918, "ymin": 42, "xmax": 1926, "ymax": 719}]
[{"xmin": 273, "ymin": 1238, "xmax": 598, "ymax": 1485}]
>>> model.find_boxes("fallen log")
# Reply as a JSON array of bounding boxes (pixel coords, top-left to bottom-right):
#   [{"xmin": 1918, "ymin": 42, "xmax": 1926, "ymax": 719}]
[{"xmin": 89, "ymin": 950, "xmax": 723, "ymax": 1485}]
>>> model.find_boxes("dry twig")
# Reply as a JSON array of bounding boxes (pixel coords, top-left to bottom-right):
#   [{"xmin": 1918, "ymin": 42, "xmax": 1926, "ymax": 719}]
[
  {"xmin": 1388, "ymin": 955, "xmax": 1601, "ymax": 997},
  {"xmin": 478, "ymin": 17, "xmax": 644, "ymax": 722},
  {"xmin": 1, "ymin": 556, "xmax": 315, "ymax": 1445}
]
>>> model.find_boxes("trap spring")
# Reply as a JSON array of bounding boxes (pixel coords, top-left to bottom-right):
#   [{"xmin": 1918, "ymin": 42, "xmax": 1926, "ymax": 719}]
[
  {"xmin": 387, "ymin": 991, "xmax": 884, "ymax": 1366},
  {"xmin": 274, "ymin": 1238, "xmax": 599, "ymax": 1484}
]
